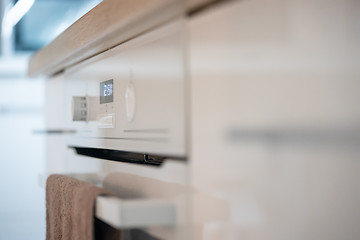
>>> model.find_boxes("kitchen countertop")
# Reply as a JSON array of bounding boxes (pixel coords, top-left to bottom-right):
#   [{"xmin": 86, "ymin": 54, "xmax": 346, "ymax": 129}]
[{"xmin": 28, "ymin": 0, "xmax": 218, "ymax": 78}]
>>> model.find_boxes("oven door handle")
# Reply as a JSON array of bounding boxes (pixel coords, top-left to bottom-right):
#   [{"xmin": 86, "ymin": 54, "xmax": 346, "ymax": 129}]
[
  {"xmin": 39, "ymin": 173, "xmax": 176, "ymax": 228},
  {"xmin": 96, "ymin": 196, "xmax": 176, "ymax": 229}
]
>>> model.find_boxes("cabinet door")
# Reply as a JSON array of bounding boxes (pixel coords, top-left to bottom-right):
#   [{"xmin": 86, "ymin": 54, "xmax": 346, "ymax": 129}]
[{"xmin": 189, "ymin": 0, "xmax": 360, "ymax": 239}]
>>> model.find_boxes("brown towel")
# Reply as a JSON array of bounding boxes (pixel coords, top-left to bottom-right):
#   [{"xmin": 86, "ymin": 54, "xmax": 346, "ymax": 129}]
[{"xmin": 46, "ymin": 174, "xmax": 121, "ymax": 240}]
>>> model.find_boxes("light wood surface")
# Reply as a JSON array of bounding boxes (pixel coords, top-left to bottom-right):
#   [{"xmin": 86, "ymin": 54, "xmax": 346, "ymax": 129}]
[
  {"xmin": 28, "ymin": 0, "xmax": 219, "ymax": 78},
  {"xmin": 28, "ymin": 0, "xmax": 183, "ymax": 77}
]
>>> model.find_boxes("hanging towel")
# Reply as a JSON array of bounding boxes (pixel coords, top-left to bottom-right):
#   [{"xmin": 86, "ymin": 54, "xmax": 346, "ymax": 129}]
[{"xmin": 46, "ymin": 174, "xmax": 121, "ymax": 240}]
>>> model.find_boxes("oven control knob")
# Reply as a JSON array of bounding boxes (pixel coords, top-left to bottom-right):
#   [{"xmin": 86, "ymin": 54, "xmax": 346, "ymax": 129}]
[{"xmin": 72, "ymin": 96, "xmax": 88, "ymax": 121}]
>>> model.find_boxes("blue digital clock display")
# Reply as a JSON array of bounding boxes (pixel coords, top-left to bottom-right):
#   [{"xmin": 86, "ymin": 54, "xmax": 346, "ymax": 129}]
[
  {"xmin": 103, "ymin": 82, "xmax": 113, "ymax": 96},
  {"xmin": 100, "ymin": 79, "xmax": 114, "ymax": 104}
]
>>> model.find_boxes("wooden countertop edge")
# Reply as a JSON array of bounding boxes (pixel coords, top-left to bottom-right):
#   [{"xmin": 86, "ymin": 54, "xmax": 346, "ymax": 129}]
[
  {"xmin": 27, "ymin": 0, "xmax": 220, "ymax": 78},
  {"xmin": 27, "ymin": 0, "xmax": 184, "ymax": 77}
]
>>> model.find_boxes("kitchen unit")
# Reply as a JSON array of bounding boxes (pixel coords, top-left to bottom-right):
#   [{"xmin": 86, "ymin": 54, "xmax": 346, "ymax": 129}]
[{"xmin": 29, "ymin": 0, "xmax": 360, "ymax": 239}]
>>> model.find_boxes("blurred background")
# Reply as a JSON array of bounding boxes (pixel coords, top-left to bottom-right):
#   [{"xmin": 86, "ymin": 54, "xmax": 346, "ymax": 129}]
[{"xmin": 0, "ymin": 0, "xmax": 100, "ymax": 239}]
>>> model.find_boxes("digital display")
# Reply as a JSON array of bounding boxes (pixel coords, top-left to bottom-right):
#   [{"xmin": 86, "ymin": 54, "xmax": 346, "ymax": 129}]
[
  {"xmin": 103, "ymin": 82, "xmax": 113, "ymax": 96},
  {"xmin": 100, "ymin": 79, "xmax": 114, "ymax": 104}
]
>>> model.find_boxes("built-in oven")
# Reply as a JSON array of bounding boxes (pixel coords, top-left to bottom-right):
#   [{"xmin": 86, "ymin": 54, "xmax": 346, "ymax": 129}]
[
  {"xmin": 44, "ymin": 18, "xmax": 191, "ymax": 239},
  {"xmin": 64, "ymin": 19, "xmax": 187, "ymax": 163}
]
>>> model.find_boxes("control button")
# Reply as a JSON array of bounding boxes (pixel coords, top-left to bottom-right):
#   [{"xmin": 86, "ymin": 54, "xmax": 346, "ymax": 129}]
[
  {"xmin": 72, "ymin": 96, "xmax": 88, "ymax": 121},
  {"xmin": 97, "ymin": 113, "xmax": 115, "ymax": 128},
  {"xmin": 125, "ymin": 83, "xmax": 136, "ymax": 122}
]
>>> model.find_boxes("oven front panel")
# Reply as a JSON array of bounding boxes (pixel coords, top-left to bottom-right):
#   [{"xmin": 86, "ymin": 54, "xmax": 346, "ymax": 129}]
[{"xmin": 62, "ymin": 20, "xmax": 187, "ymax": 157}]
